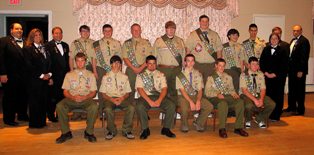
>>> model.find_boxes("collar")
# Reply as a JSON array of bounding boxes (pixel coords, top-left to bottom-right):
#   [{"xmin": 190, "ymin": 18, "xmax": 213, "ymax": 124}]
[{"xmin": 34, "ymin": 43, "xmax": 41, "ymax": 48}]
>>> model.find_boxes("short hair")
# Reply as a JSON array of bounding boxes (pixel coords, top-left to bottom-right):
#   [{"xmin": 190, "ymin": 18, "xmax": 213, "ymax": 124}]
[
  {"xmin": 146, "ymin": 55, "xmax": 157, "ymax": 63},
  {"xmin": 215, "ymin": 58, "xmax": 226, "ymax": 65},
  {"xmin": 10, "ymin": 23, "xmax": 22, "ymax": 30},
  {"xmin": 268, "ymin": 33, "xmax": 281, "ymax": 43},
  {"xmin": 227, "ymin": 28, "xmax": 240, "ymax": 40},
  {"xmin": 249, "ymin": 24, "xmax": 258, "ymax": 29},
  {"xmin": 75, "ymin": 52, "xmax": 87, "ymax": 61},
  {"xmin": 248, "ymin": 56, "xmax": 258, "ymax": 64},
  {"xmin": 184, "ymin": 54, "xmax": 195, "ymax": 61},
  {"xmin": 79, "ymin": 25, "xmax": 90, "ymax": 32},
  {"xmin": 110, "ymin": 55, "xmax": 122, "ymax": 64},
  {"xmin": 131, "ymin": 23, "xmax": 141, "ymax": 30},
  {"xmin": 165, "ymin": 21, "xmax": 176, "ymax": 29},
  {"xmin": 52, "ymin": 26, "xmax": 63, "ymax": 34},
  {"xmin": 102, "ymin": 24, "xmax": 113, "ymax": 31},
  {"xmin": 272, "ymin": 26, "xmax": 282, "ymax": 34},
  {"xmin": 199, "ymin": 15, "xmax": 209, "ymax": 21}
]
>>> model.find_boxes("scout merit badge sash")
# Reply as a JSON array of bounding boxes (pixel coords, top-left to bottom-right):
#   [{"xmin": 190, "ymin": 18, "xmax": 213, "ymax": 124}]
[
  {"xmin": 161, "ymin": 35, "xmax": 182, "ymax": 66},
  {"xmin": 223, "ymin": 43, "xmax": 237, "ymax": 68},
  {"xmin": 212, "ymin": 72, "xmax": 228, "ymax": 95},
  {"xmin": 177, "ymin": 72, "xmax": 197, "ymax": 96},
  {"xmin": 74, "ymin": 40, "xmax": 91, "ymax": 66},
  {"xmin": 139, "ymin": 71, "xmax": 159, "ymax": 95},
  {"xmin": 195, "ymin": 28, "xmax": 216, "ymax": 59},
  {"xmin": 93, "ymin": 41, "xmax": 111, "ymax": 72},
  {"xmin": 125, "ymin": 39, "xmax": 140, "ymax": 68},
  {"xmin": 244, "ymin": 70, "xmax": 259, "ymax": 98},
  {"xmin": 243, "ymin": 39, "xmax": 255, "ymax": 59}
]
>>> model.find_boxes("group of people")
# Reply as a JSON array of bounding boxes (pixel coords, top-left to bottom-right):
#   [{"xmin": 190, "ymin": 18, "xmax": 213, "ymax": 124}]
[{"xmin": 0, "ymin": 14, "xmax": 310, "ymax": 144}]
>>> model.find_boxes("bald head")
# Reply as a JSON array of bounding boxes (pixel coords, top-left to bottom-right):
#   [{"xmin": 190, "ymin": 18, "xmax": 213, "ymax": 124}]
[{"xmin": 292, "ymin": 25, "xmax": 302, "ymax": 38}]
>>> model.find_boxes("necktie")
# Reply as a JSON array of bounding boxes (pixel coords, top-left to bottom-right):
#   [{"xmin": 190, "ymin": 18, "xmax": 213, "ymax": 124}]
[
  {"xmin": 202, "ymin": 31, "xmax": 209, "ymax": 43},
  {"xmin": 114, "ymin": 75, "xmax": 118, "ymax": 89},
  {"xmin": 251, "ymin": 74, "xmax": 257, "ymax": 90},
  {"xmin": 189, "ymin": 72, "xmax": 192, "ymax": 85}
]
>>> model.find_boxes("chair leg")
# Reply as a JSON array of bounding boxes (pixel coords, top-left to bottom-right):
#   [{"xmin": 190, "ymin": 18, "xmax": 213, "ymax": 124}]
[{"xmin": 213, "ymin": 111, "xmax": 216, "ymax": 132}]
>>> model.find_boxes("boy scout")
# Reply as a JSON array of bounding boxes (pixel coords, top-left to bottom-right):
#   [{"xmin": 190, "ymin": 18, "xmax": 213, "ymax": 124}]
[
  {"xmin": 222, "ymin": 29, "xmax": 245, "ymax": 92},
  {"xmin": 154, "ymin": 21, "xmax": 186, "ymax": 101},
  {"xmin": 55, "ymin": 53, "xmax": 98, "ymax": 144},
  {"xmin": 176, "ymin": 54, "xmax": 213, "ymax": 132},
  {"xmin": 122, "ymin": 23, "xmax": 153, "ymax": 103},
  {"xmin": 99, "ymin": 55, "xmax": 135, "ymax": 140},
  {"xmin": 205, "ymin": 58, "xmax": 248, "ymax": 138},
  {"xmin": 186, "ymin": 15, "xmax": 223, "ymax": 82},
  {"xmin": 135, "ymin": 55, "xmax": 176, "ymax": 140},
  {"xmin": 240, "ymin": 57, "xmax": 275, "ymax": 128}
]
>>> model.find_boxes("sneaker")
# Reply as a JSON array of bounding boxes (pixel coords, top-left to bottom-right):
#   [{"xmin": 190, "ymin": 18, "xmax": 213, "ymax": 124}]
[
  {"xmin": 208, "ymin": 113, "xmax": 213, "ymax": 118},
  {"xmin": 193, "ymin": 113, "xmax": 199, "ymax": 118},
  {"xmin": 176, "ymin": 113, "xmax": 181, "ymax": 120},
  {"xmin": 105, "ymin": 132, "xmax": 115, "ymax": 140},
  {"xmin": 193, "ymin": 121, "xmax": 204, "ymax": 132},
  {"xmin": 84, "ymin": 131, "xmax": 97, "ymax": 143},
  {"xmin": 180, "ymin": 125, "xmax": 189, "ymax": 133},
  {"xmin": 245, "ymin": 121, "xmax": 251, "ymax": 129},
  {"xmin": 258, "ymin": 121, "xmax": 266, "ymax": 128},
  {"xmin": 159, "ymin": 113, "xmax": 165, "ymax": 120},
  {"xmin": 123, "ymin": 132, "xmax": 135, "ymax": 139}
]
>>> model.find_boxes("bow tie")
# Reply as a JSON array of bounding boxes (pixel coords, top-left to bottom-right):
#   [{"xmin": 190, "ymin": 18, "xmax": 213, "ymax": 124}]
[
  {"xmin": 15, "ymin": 39, "xmax": 23, "ymax": 43},
  {"xmin": 251, "ymin": 74, "xmax": 257, "ymax": 77},
  {"xmin": 55, "ymin": 42, "xmax": 62, "ymax": 45}
]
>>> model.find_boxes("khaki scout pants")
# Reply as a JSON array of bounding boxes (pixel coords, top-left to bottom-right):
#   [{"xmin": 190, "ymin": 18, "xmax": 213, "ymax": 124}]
[
  {"xmin": 178, "ymin": 95, "xmax": 213, "ymax": 128},
  {"xmin": 56, "ymin": 98, "xmax": 99, "ymax": 135},
  {"xmin": 103, "ymin": 98, "xmax": 135, "ymax": 133},
  {"xmin": 209, "ymin": 95, "xmax": 244, "ymax": 129},
  {"xmin": 136, "ymin": 95, "xmax": 176, "ymax": 130}
]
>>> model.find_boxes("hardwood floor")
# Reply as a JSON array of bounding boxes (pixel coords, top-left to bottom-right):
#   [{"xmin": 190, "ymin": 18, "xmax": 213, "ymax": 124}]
[{"xmin": 0, "ymin": 94, "xmax": 314, "ymax": 155}]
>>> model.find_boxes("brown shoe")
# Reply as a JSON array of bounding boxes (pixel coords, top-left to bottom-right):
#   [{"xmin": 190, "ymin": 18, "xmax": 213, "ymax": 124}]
[
  {"xmin": 219, "ymin": 128, "xmax": 227, "ymax": 138},
  {"xmin": 234, "ymin": 128, "xmax": 249, "ymax": 137}
]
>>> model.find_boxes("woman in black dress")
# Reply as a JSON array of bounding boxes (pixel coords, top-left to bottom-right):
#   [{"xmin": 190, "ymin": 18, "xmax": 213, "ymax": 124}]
[
  {"xmin": 24, "ymin": 28, "xmax": 52, "ymax": 128},
  {"xmin": 260, "ymin": 33, "xmax": 289, "ymax": 121}
]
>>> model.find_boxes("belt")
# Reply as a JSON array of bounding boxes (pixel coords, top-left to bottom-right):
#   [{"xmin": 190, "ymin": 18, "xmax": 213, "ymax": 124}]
[{"xmin": 158, "ymin": 64, "xmax": 178, "ymax": 68}]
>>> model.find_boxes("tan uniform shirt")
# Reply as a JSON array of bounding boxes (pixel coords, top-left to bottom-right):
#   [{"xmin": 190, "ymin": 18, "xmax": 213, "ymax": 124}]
[
  {"xmin": 70, "ymin": 38, "xmax": 96, "ymax": 64},
  {"xmin": 242, "ymin": 37, "xmax": 266, "ymax": 61},
  {"xmin": 222, "ymin": 42, "xmax": 245, "ymax": 69},
  {"xmin": 153, "ymin": 35, "xmax": 186, "ymax": 66},
  {"xmin": 99, "ymin": 71, "xmax": 131, "ymax": 97},
  {"xmin": 186, "ymin": 29, "xmax": 223, "ymax": 63},
  {"xmin": 176, "ymin": 68, "xmax": 203, "ymax": 95},
  {"xmin": 239, "ymin": 70, "xmax": 265, "ymax": 95},
  {"xmin": 135, "ymin": 69, "xmax": 167, "ymax": 96},
  {"xmin": 95, "ymin": 38, "xmax": 122, "ymax": 67},
  {"xmin": 205, "ymin": 72, "xmax": 236, "ymax": 98},
  {"xmin": 122, "ymin": 37, "xmax": 153, "ymax": 65},
  {"xmin": 62, "ymin": 69, "xmax": 97, "ymax": 96}
]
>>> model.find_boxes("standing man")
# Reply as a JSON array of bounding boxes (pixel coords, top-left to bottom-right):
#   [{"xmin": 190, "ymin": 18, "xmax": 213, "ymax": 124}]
[
  {"xmin": 154, "ymin": 21, "xmax": 185, "ymax": 102},
  {"xmin": 186, "ymin": 15, "xmax": 223, "ymax": 82},
  {"xmin": 100, "ymin": 55, "xmax": 135, "ymax": 140},
  {"xmin": 136, "ymin": 55, "xmax": 176, "ymax": 140},
  {"xmin": 93, "ymin": 24, "xmax": 122, "ymax": 112},
  {"xmin": 284, "ymin": 25, "xmax": 310, "ymax": 116},
  {"xmin": 205, "ymin": 58, "xmax": 248, "ymax": 138},
  {"xmin": 122, "ymin": 23, "xmax": 153, "ymax": 103},
  {"xmin": 46, "ymin": 26, "xmax": 70, "ymax": 122},
  {"xmin": 55, "ymin": 53, "xmax": 98, "ymax": 144},
  {"xmin": 0, "ymin": 23, "xmax": 28, "ymax": 126},
  {"xmin": 243, "ymin": 24, "xmax": 266, "ymax": 63}
]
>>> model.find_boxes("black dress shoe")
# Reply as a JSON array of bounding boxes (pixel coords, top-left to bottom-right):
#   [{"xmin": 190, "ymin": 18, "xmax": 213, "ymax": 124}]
[
  {"xmin": 234, "ymin": 128, "xmax": 249, "ymax": 137},
  {"xmin": 140, "ymin": 128, "xmax": 149, "ymax": 140},
  {"xmin": 219, "ymin": 128, "xmax": 228, "ymax": 138},
  {"xmin": 161, "ymin": 128, "xmax": 176, "ymax": 138},
  {"xmin": 293, "ymin": 112, "xmax": 304, "ymax": 116},
  {"xmin": 84, "ymin": 131, "xmax": 97, "ymax": 143},
  {"xmin": 4, "ymin": 121, "xmax": 19, "ymax": 126},
  {"xmin": 49, "ymin": 117, "xmax": 58, "ymax": 122},
  {"xmin": 56, "ymin": 131, "xmax": 73, "ymax": 144},
  {"xmin": 283, "ymin": 108, "xmax": 295, "ymax": 113},
  {"xmin": 18, "ymin": 116, "xmax": 29, "ymax": 122}
]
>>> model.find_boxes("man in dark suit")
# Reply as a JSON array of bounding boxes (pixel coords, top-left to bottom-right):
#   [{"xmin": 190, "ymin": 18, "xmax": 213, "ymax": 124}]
[
  {"xmin": 0, "ymin": 23, "xmax": 28, "ymax": 126},
  {"xmin": 45, "ymin": 27, "xmax": 70, "ymax": 122},
  {"xmin": 284, "ymin": 25, "xmax": 310, "ymax": 115}
]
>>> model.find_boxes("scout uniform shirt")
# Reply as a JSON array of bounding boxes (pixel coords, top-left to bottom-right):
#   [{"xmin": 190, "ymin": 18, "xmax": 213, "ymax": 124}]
[
  {"xmin": 62, "ymin": 69, "xmax": 97, "ymax": 96},
  {"xmin": 70, "ymin": 38, "xmax": 96, "ymax": 67},
  {"xmin": 205, "ymin": 72, "xmax": 236, "ymax": 98},
  {"xmin": 222, "ymin": 42, "xmax": 245, "ymax": 69},
  {"xmin": 176, "ymin": 68, "xmax": 203, "ymax": 95},
  {"xmin": 239, "ymin": 70, "xmax": 265, "ymax": 95},
  {"xmin": 135, "ymin": 69, "xmax": 167, "ymax": 96},
  {"xmin": 122, "ymin": 37, "xmax": 153, "ymax": 66},
  {"xmin": 95, "ymin": 38, "xmax": 122, "ymax": 68},
  {"xmin": 242, "ymin": 37, "xmax": 266, "ymax": 61},
  {"xmin": 185, "ymin": 29, "xmax": 223, "ymax": 63},
  {"xmin": 153, "ymin": 35, "xmax": 185, "ymax": 66},
  {"xmin": 99, "ymin": 71, "xmax": 131, "ymax": 97}
]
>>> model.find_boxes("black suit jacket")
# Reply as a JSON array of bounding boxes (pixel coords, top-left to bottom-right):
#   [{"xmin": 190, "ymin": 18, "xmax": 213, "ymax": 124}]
[
  {"xmin": 289, "ymin": 35, "xmax": 310, "ymax": 74},
  {"xmin": 0, "ymin": 35, "xmax": 26, "ymax": 80}
]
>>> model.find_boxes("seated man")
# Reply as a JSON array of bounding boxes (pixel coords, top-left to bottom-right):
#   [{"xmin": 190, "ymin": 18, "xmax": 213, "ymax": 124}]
[
  {"xmin": 135, "ymin": 55, "xmax": 176, "ymax": 140},
  {"xmin": 99, "ymin": 55, "xmax": 135, "ymax": 140},
  {"xmin": 205, "ymin": 58, "xmax": 248, "ymax": 138},
  {"xmin": 55, "ymin": 53, "xmax": 98, "ymax": 144},
  {"xmin": 240, "ymin": 56, "xmax": 275, "ymax": 128},
  {"xmin": 176, "ymin": 54, "xmax": 213, "ymax": 132}
]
